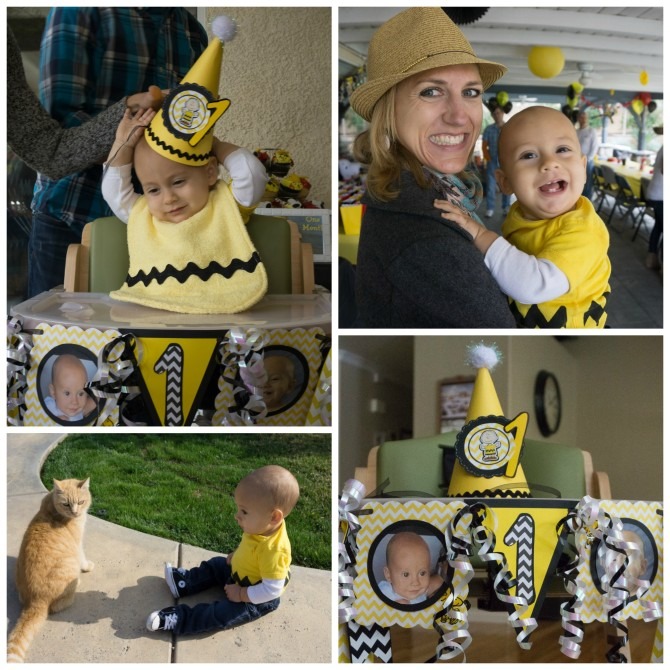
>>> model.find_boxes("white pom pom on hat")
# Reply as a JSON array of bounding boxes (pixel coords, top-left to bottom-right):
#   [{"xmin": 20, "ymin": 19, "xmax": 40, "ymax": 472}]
[
  {"xmin": 212, "ymin": 15, "xmax": 237, "ymax": 43},
  {"xmin": 466, "ymin": 342, "xmax": 501, "ymax": 371}
]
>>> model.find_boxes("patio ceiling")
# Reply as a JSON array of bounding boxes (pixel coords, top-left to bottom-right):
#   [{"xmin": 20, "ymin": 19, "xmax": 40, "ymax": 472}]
[{"xmin": 339, "ymin": 7, "xmax": 663, "ymax": 104}]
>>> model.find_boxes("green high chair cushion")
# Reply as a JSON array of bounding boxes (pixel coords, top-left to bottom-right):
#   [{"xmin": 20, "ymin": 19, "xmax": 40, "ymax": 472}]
[
  {"xmin": 87, "ymin": 214, "xmax": 294, "ymax": 295},
  {"xmin": 88, "ymin": 217, "xmax": 130, "ymax": 293}
]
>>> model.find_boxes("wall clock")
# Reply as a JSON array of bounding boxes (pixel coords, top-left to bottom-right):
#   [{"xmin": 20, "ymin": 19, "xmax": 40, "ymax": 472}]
[{"xmin": 534, "ymin": 370, "xmax": 561, "ymax": 437}]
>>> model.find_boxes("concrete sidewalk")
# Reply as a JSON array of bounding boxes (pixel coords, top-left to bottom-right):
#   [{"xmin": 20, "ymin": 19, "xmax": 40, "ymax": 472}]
[{"xmin": 6, "ymin": 434, "xmax": 331, "ymax": 663}]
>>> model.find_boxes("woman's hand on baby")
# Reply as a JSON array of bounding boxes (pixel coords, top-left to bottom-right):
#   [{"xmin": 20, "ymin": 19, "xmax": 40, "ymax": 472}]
[
  {"xmin": 434, "ymin": 199, "xmax": 499, "ymax": 254},
  {"xmin": 434, "ymin": 199, "xmax": 481, "ymax": 237}
]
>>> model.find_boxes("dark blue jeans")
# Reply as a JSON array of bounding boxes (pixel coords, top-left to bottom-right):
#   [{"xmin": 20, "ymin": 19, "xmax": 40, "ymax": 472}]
[
  {"xmin": 174, "ymin": 557, "xmax": 279, "ymax": 636},
  {"xmin": 582, "ymin": 160, "xmax": 595, "ymax": 199},
  {"xmin": 485, "ymin": 161, "xmax": 510, "ymax": 212},
  {"xmin": 28, "ymin": 212, "xmax": 82, "ymax": 298}
]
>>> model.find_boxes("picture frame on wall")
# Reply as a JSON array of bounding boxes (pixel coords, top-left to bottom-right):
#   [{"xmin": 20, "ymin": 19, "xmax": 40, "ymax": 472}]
[{"xmin": 438, "ymin": 376, "xmax": 474, "ymax": 433}]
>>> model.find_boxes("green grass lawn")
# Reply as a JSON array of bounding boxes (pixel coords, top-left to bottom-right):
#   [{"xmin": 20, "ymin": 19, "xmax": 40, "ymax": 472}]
[{"xmin": 41, "ymin": 433, "xmax": 331, "ymax": 570}]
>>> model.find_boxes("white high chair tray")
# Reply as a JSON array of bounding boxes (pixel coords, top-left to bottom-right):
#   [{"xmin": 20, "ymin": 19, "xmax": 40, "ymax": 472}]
[{"xmin": 11, "ymin": 289, "xmax": 332, "ymax": 333}]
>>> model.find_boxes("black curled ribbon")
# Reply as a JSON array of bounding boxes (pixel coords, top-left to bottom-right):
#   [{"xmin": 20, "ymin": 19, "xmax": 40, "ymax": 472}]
[
  {"xmin": 215, "ymin": 328, "xmax": 268, "ymax": 425},
  {"xmin": 565, "ymin": 497, "xmax": 661, "ymax": 662},
  {"xmin": 456, "ymin": 502, "xmax": 538, "ymax": 650},
  {"xmin": 87, "ymin": 334, "xmax": 141, "ymax": 426},
  {"xmin": 6, "ymin": 317, "xmax": 37, "ymax": 426}
]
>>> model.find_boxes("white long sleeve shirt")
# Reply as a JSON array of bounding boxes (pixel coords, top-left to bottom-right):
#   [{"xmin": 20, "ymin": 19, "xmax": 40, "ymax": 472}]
[{"xmin": 101, "ymin": 146, "xmax": 267, "ymax": 223}]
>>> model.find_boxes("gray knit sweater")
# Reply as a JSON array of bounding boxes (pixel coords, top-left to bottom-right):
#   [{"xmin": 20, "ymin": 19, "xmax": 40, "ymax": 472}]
[
  {"xmin": 355, "ymin": 171, "xmax": 517, "ymax": 328},
  {"xmin": 8, "ymin": 28, "xmax": 126, "ymax": 180}
]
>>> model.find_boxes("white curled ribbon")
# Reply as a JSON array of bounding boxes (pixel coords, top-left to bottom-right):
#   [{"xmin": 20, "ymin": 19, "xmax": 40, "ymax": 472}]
[
  {"xmin": 556, "ymin": 509, "xmax": 587, "ymax": 659},
  {"xmin": 339, "ymin": 479, "xmax": 366, "ymax": 529},
  {"xmin": 434, "ymin": 503, "xmax": 477, "ymax": 661},
  {"xmin": 7, "ymin": 317, "xmax": 35, "ymax": 426},
  {"xmin": 338, "ymin": 479, "xmax": 366, "ymax": 624},
  {"xmin": 573, "ymin": 496, "xmax": 662, "ymax": 662},
  {"xmin": 88, "ymin": 334, "xmax": 141, "ymax": 426},
  {"xmin": 469, "ymin": 502, "xmax": 538, "ymax": 650},
  {"xmin": 219, "ymin": 327, "xmax": 269, "ymax": 425}
]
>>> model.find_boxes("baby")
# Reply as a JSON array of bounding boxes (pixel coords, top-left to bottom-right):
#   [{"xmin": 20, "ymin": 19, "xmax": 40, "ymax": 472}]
[
  {"xmin": 261, "ymin": 355, "xmax": 297, "ymax": 412},
  {"xmin": 607, "ymin": 529, "xmax": 649, "ymax": 585},
  {"xmin": 378, "ymin": 532, "xmax": 443, "ymax": 605},
  {"xmin": 435, "ymin": 106, "xmax": 611, "ymax": 329},
  {"xmin": 102, "ymin": 108, "xmax": 266, "ymax": 225},
  {"xmin": 44, "ymin": 354, "xmax": 96, "ymax": 421},
  {"xmin": 147, "ymin": 465, "xmax": 299, "ymax": 635}
]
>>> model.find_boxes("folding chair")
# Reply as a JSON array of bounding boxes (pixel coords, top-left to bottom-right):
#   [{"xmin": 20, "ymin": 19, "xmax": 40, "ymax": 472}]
[
  {"xmin": 591, "ymin": 164, "xmax": 607, "ymax": 210},
  {"xmin": 597, "ymin": 164, "xmax": 620, "ymax": 220},
  {"xmin": 609, "ymin": 173, "xmax": 645, "ymax": 229},
  {"xmin": 631, "ymin": 178, "xmax": 655, "ymax": 242}
]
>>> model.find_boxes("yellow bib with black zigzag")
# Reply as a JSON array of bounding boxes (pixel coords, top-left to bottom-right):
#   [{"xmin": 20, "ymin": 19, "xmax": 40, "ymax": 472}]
[{"xmin": 110, "ymin": 181, "xmax": 267, "ymax": 314}]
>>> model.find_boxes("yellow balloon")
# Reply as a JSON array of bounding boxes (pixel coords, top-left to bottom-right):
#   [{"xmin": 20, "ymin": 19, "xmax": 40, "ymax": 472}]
[
  {"xmin": 640, "ymin": 70, "xmax": 649, "ymax": 86},
  {"xmin": 528, "ymin": 46, "xmax": 565, "ymax": 79},
  {"xmin": 631, "ymin": 99, "xmax": 645, "ymax": 115}
]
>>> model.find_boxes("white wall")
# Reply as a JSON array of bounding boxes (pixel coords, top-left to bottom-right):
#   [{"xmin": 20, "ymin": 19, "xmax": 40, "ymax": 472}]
[
  {"xmin": 205, "ymin": 8, "xmax": 332, "ymax": 207},
  {"xmin": 339, "ymin": 351, "xmax": 413, "ymax": 489},
  {"xmin": 413, "ymin": 336, "xmax": 662, "ymax": 502}
]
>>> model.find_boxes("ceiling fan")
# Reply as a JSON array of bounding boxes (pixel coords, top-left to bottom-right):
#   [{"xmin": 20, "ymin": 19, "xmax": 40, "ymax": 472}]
[{"xmin": 576, "ymin": 62, "xmax": 596, "ymax": 86}]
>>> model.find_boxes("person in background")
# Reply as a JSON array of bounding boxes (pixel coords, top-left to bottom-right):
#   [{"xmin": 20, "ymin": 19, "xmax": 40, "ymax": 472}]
[
  {"xmin": 7, "ymin": 27, "xmax": 162, "ymax": 180},
  {"xmin": 28, "ymin": 8, "xmax": 207, "ymax": 298},
  {"xmin": 644, "ymin": 125, "xmax": 663, "ymax": 270},
  {"xmin": 576, "ymin": 110, "xmax": 600, "ymax": 199},
  {"xmin": 349, "ymin": 7, "xmax": 515, "ymax": 328},
  {"xmin": 482, "ymin": 105, "xmax": 510, "ymax": 218}
]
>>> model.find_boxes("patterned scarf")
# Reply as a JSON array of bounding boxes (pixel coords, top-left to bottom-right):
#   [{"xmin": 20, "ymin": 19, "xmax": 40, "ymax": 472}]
[{"xmin": 425, "ymin": 166, "xmax": 484, "ymax": 225}]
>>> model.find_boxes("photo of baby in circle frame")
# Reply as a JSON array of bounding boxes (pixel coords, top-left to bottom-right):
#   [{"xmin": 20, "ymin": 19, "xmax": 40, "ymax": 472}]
[
  {"xmin": 256, "ymin": 347, "xmax": 308, "ymax": 416},
  {"xmin": 36, "ymin": 344, "xmax": 99, "ymax": 425},
  {"xmin": 368, "ymin": 521, "xmax": 449, "ymax": 611},
  {"xmin": 590, "ymin": 519, "xmax": 658, "ymax": 597}
]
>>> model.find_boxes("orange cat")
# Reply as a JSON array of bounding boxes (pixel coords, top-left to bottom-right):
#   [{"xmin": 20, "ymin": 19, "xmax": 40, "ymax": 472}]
[{"xmin": 7, "ymin": 478, "xmax": 94, "ymax": 663}]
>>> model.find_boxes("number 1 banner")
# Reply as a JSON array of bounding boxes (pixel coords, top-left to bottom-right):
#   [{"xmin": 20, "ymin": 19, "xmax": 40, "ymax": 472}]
[{"xmin": 338, "ymin": 491, "xmax": 663, "ymax": 663}]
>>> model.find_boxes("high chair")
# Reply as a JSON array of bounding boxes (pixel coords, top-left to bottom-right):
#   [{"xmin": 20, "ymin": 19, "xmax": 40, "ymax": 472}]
[{"xmin": 64, "ymin": 214, "xmax": 315, "ymax": 295}]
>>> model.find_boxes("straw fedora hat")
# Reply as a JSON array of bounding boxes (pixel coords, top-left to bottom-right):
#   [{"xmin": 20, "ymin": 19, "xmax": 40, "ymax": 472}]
[{"xmin": 349, "ymin": 7, "xmax": 507, "ymax": 122}]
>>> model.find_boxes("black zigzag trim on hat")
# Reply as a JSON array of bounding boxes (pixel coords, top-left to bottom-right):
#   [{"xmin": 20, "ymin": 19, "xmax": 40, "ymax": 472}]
[
  {"xmin": 145, "ymin": 125, "xmax": 211, "ymax": 162},
  {"xmin": 125, "ymin": 252, "xmax": 262, "ymax": 287},
  {"xmin": 450, "ymin": 489, "xmax": 533, "ymax": 499}
]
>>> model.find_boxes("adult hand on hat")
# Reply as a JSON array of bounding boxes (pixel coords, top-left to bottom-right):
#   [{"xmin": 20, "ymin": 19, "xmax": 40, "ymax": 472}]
[
  {"xmin": 126, "ymin": 85, "xmax": 168, "ymax": 115},
  {"xmin": 108, "ymin": 107, "xmax": 156, "ymax": 168}
]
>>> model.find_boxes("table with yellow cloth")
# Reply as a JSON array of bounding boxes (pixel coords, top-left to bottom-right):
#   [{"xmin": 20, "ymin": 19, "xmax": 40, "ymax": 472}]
[{"xmin": 597, "ymin": 160, "xmax": 653, "ymax": 198}]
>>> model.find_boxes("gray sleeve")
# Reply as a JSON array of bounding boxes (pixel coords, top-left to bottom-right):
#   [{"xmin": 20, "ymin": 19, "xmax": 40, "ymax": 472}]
[{"xmin": 7, "ymin": 27, "xmax": 125, "ymax": 180}]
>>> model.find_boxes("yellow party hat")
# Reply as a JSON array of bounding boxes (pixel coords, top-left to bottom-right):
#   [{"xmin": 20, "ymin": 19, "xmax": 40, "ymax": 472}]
[
  {"xmin": 145, "ymin": 15, "xmax": 236, "ymax": 166},
  {"xmin": 448, "ymin": 343, "xmax": 530, "ymax": 498}
]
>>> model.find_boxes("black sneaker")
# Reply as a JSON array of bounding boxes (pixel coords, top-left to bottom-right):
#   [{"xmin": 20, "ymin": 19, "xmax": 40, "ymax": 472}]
[
  {"xmin": 147, "ymin": 606, "xmax": 179, "ymax": 632},
  {"xmin": 164, "ymin": 562, "xmax": 189, "ymax": 598}
]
